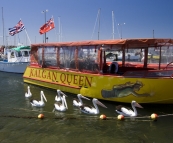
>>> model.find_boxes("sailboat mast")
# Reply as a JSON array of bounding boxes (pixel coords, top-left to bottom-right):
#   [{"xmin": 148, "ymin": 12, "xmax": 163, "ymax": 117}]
[
  {"xmin": 98, "ymin": 8, "xmax": 101, "ymax": 40},
  {"xmin": 112, "ymin": 11, "xmax": 115, "ymax": 39},
  {"xmin": 58, "ymin": 16, "xmax": 60, "ymax": 42},
  {"xmin": 2, "ymin": 7, "xmax": 4, "ymax": 46}
]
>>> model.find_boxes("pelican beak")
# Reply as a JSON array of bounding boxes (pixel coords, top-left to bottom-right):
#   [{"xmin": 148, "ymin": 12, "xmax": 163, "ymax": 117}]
[
  {"xmin": 42, "ymin": 93, "xmax": 47, "ymax": 102},
  {"xmin": 97, "ymin": 100, "xmax": 107, "ymax": 108},
  {"xmin": 135, "ymin": 102, "xmax": 143, "ymax": 108},
  {"xmin": 52, "ymin": 108, "xmax": 55, "ymax": 112},
  {"xmin": 81, "ymin": 95, "xmax": 90, "ymax": 100},
  {"xmin": 63, "ymin": 96, "xmax": 68, "ymax": 109},
  {"xmin": 61, "ymin": 92, "xmax": 68, "ymax": 97}
]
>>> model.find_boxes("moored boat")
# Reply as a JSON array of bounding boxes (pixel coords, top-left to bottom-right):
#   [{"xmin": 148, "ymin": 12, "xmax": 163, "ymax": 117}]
[
  {"xmin": 0, "ymin": 45, "xmax": 30, "ymax": 73},
  {"xmin": 23, "ymin": 38, "xmax": 173, "ymax": 103}
]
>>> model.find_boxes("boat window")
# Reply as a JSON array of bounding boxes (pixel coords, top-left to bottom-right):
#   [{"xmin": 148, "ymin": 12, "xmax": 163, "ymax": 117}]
[
  {"xmin": 37, "ymin": 47, "xmax": 42, "ymax": 65},
  {"xmin": 105, "ymin": 50, "xmax": 119, "ymax": 62},
  {"xmin": 77, "ymin": 46, "xmax": 99, "ymax": 72},
  {"xmin": 59, "ymin": 46, "xmax": 75, "ymax": 69},
  {"xmin": 125, "ymin": 49, "xmax": 141, "ymax": 62},
  {"xmin": 10, "ymin": 52, "xmax": 15, "ymax": 58},
  {"xmin": 15, "ymin": 51, "xmax": 22, "ymax": 57},
  {"xmin": 44, "ymin": 46, "xmax": 57, "ymax": 67},
  {"xmin": 148, "ymin": 46, "xmax": 173, "ymax": 64},
  {"xmin": 22, "ymin": 51, "xmax": 29, "ymax": 57}
]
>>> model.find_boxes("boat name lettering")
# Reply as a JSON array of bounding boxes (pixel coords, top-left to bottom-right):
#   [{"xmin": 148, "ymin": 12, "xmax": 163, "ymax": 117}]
[{"xmin": 29, "ymin": 68, "xmax": 92, "ymax": 87}]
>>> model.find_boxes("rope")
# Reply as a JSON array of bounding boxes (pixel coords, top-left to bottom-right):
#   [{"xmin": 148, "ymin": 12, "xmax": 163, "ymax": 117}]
[{"xmin": 1, "ymin": 107, "xmax": 173, "ymax": 121}]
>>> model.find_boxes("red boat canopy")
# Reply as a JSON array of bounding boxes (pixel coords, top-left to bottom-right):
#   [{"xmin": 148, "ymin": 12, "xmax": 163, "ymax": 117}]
[{"xmin": 31, "ymin": 38, "xmax": 173, "ymax": 49}]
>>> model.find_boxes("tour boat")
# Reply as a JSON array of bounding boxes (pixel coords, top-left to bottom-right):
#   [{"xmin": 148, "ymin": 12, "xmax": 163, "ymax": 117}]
[
  {"xmin": 0, "ymin": 46, "xmax": 30, "ymax": 73},
  {"xmin": 23, "ymin": 38, "xmax": 173, "ymax": 103}
]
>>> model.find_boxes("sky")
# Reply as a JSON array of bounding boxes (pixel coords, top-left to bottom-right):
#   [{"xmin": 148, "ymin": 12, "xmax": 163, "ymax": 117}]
[{"xmin": 0, "ymin": 0, "xmax": 173, "ymax": 46}]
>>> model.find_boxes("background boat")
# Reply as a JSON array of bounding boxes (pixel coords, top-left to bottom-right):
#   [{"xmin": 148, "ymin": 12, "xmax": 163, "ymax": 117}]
[{"xmin": 0, "ymin": 45, "xmax": 30, "ymax": 73}]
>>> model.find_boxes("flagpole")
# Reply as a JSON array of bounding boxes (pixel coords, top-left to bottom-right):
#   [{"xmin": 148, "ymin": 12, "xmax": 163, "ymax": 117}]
[
  {"xmin": 20, "ymin": 18, "xmax": 31, "ymax": 45},
  {"xmin": 42, "ymin": 10, "xmax": 48, "ymax": 43},
  {"xmin": 25, "ymin": 29, "xmax": 31, "ymax": 44},
  {"xmin": 18, "ymin": 33, "xmax": 20, "ymax": 45}
]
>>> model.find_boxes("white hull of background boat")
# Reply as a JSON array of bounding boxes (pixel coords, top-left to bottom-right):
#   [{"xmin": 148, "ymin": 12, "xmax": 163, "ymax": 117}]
[{"xmin": 0, "ymin": 61, "xmax": 29, "ymax": 73}]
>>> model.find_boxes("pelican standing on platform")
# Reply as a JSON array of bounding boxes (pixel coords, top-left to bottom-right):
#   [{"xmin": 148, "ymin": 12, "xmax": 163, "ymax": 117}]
[
  {"xmin": 73, "ymin": 94, "xmax": 90, "ymax": 107},
  {"xmin": 30, "ymin": 91, "xmax": 47, "ymax": 107},
  {"xmin": 79, "ymin": 98, "xmax": 107, "ymax": 115},
  {"xmin": 25, "ymin": 86, "xmax": 32, "ymax": 98},
  {"xmin": 115, "ymin": 100, "xmax": 143, "ymax": 117},
  {"xmin": 54, "ymin": 94, "xmax": 68, "ymax": 112},
  {"xmin": 55, "ymin": 89, "xmax": 67, "ymax": 102}
]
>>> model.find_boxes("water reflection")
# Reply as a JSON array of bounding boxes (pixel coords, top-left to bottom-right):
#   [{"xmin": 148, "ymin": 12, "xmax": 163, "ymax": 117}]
[{"xmin": 31, "ymin": 106, "xmax": 44, "ymax": 112}]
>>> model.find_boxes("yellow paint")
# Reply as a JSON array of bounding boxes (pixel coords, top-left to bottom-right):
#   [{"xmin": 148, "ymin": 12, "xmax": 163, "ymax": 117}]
[{"xmin": 23, "ymin": 67, "xmax": 173, "ymax": 103}]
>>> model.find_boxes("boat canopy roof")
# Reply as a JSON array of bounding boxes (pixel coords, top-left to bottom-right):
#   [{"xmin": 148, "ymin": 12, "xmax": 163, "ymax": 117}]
[
  {"xmin": 31, "ymin": 38, "xmax": 173, "ymax": 49},
  {"xmin": 12, "ymin": 46, "xmax": 31, "ymax": 52}
]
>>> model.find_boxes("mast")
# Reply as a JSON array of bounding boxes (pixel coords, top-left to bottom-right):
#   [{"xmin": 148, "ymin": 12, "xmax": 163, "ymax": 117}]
[
  {"xmin": 91, "ymin": 8, "xmax": 101, "ymax": 40},
  {"xmin": 2, "ymin": 7, "xmax": 4, "ymax": 46},
  {"xmin": 98, "ymin": 8, "xmax": 101, "ymax": 40},
  {"xmin": 58, "ymin": 16, "xmax": 60, "ymax": 42},
  {"xmin": 112, "ymin": 11, "xmax": 115, "ymax": 39}
]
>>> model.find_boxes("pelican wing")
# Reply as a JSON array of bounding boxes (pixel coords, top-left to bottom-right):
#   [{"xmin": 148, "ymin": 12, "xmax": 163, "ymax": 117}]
[
  {"xmin": 30, "ymin": 99, "xmax": 39, "ymax": 106},
  {"xmin": 54, "ymin": 102, "xmax": 66, "ymax": 111},
  {"xmin": 120, "ymin": 107, "xmax": 133, "ymax": 116},
  {"xmin": 73, "ymin": 98, "xmax": 81, "ymax": 106},
  {"xmin": 25, "ymin": 92, "xmax": 28, "ymax": 97},
  {"xmin": 80, "ymin": 104, "xmax": 94, "ymax": 114},
  {"xmin": 25, "ymin": 92, "xmax": 32, "ymax": 98},
  {"xmin": 73, "ymin": 98, "xmax": 79, "ymax": 103}
]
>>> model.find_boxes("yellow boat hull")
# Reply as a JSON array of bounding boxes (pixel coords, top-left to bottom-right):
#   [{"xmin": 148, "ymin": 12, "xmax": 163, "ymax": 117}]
[{"xmin": 23, "ymin": 67, "xmax": 173, "ymax": 104}]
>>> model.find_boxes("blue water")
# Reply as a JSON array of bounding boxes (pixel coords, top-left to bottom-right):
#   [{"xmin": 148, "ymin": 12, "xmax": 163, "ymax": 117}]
[{"xmin": 0, "ymin": 72, "xmax": 173, "ymax": 143}]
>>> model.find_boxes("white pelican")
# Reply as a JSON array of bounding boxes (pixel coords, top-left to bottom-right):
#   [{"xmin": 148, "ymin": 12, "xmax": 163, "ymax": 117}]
[
  {"xmin": 53, "ymin": 94, "xmax": 68, "ymax": 112},
  {"xmin": 25, "ymin": 86, "xmax": 32, "ymax": 98},
  {"xmin": 55, "ymin": 89, "xmax": 66, "ymax": 102},
  {"xmin": 30, "ymin": 91, "xmax": 47, "ymax": 107},
  {"xmin": 73, "ymin": 94, "xmax": 90, "ymax": 107},
  {"xmin": 115, "ymin": 100, "xmax": 143, "ymax": 117},
  {"xmin": 79, "ymin": 98, "xmax": 107, "ymax": 115}
]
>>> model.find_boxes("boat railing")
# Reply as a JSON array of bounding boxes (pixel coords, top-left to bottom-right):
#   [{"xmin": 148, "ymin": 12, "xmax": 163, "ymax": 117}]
[{"xmin": 123, "ymin": 70, "xmax": 173, "ymax": 78}]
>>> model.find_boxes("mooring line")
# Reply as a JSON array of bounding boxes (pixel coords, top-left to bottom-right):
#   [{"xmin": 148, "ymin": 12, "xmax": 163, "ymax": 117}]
[
  {"xmin": 1, "ymin": 107, "xmax": 173, "ymax": 121},
  {"xmin": 0, "ymin": 114, "xmax": 149, "ymax": 121}
]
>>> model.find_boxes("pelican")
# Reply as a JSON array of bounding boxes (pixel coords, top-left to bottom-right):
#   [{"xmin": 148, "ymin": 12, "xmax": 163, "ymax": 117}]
[
  {"xmin": 55, "ymin": 89, "xmax": 66, "ymax": 102},
  {"xmin": 54, "ymin": 94, "xmax": 68, "ymax": 112},
  {"xmin": 25, "ymin": 86, "xmax": 32, "ymax": 98},
  {"xmin": 115, "ymin": 100, "xmax": 143, "ymax": 117},
  {"xmin": 79, "ymin": 98, "xmax": 107, "ymax": 115},
  {"xmin": 30, "ymin": 91, "xmax": 47, "ymax": 107},
  {"xmin": 73, "ymin": 94, "xmax": 90, "ymax": 107}
]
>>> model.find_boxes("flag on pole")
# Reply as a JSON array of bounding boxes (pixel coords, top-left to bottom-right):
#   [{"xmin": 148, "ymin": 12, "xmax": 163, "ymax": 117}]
[
  {"xmin": 39, "ymin": 17, "xmax": 55, "ymax": 34},
  {"xmin": 8, "ymin": 20, "xmax": 25, "ymax": 36}
]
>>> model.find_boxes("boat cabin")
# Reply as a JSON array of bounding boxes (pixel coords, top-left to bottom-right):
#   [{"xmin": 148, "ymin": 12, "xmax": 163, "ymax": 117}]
[
  {"xmin": 4, "ymin": 46, "xmax": 30, "ymax": 62},
  {"xmin": 29, "ymin": 39, "xmax": 173, "ymax": 76}
]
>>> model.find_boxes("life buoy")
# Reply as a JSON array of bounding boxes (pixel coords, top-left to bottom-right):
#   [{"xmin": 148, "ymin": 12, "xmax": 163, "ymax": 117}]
[{"xmin": 109, "ymin": 62, "xmax": 118, "ymax": 73}]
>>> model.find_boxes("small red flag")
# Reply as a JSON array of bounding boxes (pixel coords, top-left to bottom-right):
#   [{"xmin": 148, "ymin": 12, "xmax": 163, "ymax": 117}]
[{"xmin": 39, "ymin": 18, "xmax": 55, "ymax": 34}]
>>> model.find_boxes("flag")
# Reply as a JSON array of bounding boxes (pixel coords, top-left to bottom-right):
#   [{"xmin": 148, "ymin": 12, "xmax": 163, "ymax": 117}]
[
  {"xmin": 39, "ymin": 18, "xmax": 55, "ymax": 34},
  {"xmin": 9, "ymin": 20, "xmax": 25, "ymax": 36}
]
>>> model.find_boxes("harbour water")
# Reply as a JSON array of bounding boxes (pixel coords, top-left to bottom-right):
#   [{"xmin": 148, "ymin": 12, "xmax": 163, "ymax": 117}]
[{"xmin": 0, "ymin": 72, "xmax": 173, "ymax": 143}]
